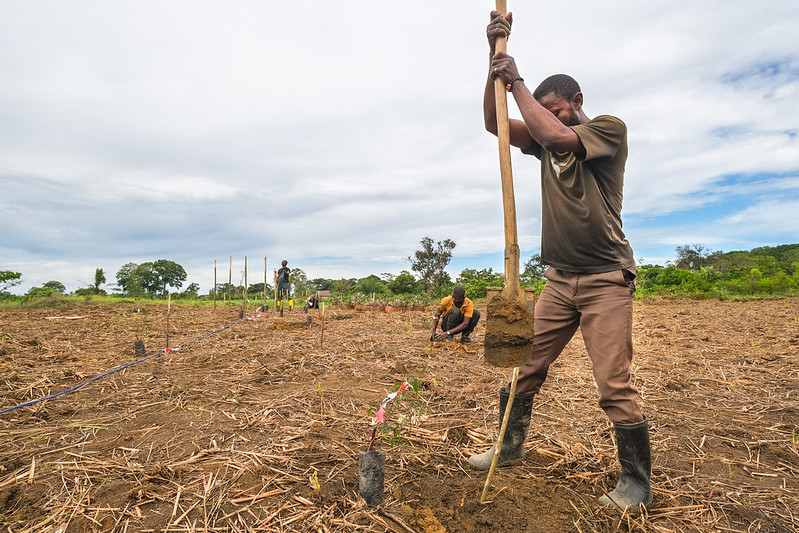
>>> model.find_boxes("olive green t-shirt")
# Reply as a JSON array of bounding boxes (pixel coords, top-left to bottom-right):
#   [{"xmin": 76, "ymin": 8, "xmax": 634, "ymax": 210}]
[{"xmin": 522, "ymin": 115, "xmax": 635, "ymax": 273}]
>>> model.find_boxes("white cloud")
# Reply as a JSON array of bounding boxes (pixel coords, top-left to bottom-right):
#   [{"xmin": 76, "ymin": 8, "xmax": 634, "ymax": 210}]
[
  {"xmin": 2, "ymin": 0, "xmax": 798, "ymax": 294},
  {"xmin": 720, "ymin": 199, "xmax": 799, "ymax": 232}
]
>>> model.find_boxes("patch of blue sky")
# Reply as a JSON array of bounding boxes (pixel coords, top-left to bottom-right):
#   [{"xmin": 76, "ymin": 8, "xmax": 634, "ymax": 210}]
[
  {"xmin": 630, "ymin": 200, "xmax": 740, "ymax": 228},
  {"xmin": 711, "ymin": 124, "xmax": 798, "ymax": 139},
  {"xmin": 710, "ymin": 124, "xmax": 752, "ymax": 139},
  {"xmin": 629, "ymin": 172, "xmax": 784, "ymax": 221},
  {"xmin": 712, "ymin": 171, "xmax": 799, "ymax": 197},
  {"xmin": 720, "ymin": 57, "xmax": 799, "ymax": 86},
  {"xmin": 626, "ymin": 171, "xmax": 799, "ymax": 255},
  {"xmin": 450, "ymin": 172, "xmax": 799, "ymax": 272},
  {"xmin": 449, "ymin": 252, "xmax": 506, "ymax": 278}
]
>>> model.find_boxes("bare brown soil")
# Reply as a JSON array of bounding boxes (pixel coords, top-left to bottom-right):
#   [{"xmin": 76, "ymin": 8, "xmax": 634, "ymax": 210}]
[{"xmin": 1, "ymin": 298, "xmax": 798, "ymax": 532}]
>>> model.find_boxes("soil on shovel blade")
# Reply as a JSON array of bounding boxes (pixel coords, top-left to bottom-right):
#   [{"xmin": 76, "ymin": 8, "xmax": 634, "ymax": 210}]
[
  {"xmin": 484, "ymin": 291, "xmax": 535, "ymax": 368},
  {"xmin": 1, "ymin": 298, "xmax": 798, "ymax": 532}
]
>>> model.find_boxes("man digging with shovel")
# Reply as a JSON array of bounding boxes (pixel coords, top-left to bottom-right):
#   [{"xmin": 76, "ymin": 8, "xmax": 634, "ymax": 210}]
[{"xmin": 469, "ymin": 10, "xmax": 652, "ymax": 511}]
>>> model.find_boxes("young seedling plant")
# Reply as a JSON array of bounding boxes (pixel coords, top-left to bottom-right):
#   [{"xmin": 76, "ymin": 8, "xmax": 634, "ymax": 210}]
[
  {"xmin": 360, "ymin": 381, "xmax": 415, "ymax": 506},
  {"xmin": 367, "ymin": 380, "xmax": 425, "ymax": 450}
]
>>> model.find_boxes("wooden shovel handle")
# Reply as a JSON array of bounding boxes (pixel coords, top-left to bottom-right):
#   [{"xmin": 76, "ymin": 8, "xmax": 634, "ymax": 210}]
[
  {"xmin": 480, "ymin": 365, "xmax": 519, "ymax": 503},
  {"xmin": 493, "ymin": 0, "xmax": 520, "ymax": 289}
]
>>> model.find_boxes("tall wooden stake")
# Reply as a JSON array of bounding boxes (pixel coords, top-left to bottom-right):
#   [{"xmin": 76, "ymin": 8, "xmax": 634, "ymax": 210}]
[
  {"xmin": 244, "ymin": 255, "xmax": 248, "ymax": 315},
  {"xmin": 320, "ymin": 302, "xmax": 325, "ymax": 348},
  {"xmin": 213, "ymin": 259, "xmax": 217, "ymax": 309},
  {"xmin": 166, "ymin": 292, "xmax": 172, "ymax": 350},
  {"xmin": 228, "ymin": 256, "xmax": 232, "ymax": 303},
  {"xmin": 273, "ymin": 270, "xmax": 278, "ymax": 308}
]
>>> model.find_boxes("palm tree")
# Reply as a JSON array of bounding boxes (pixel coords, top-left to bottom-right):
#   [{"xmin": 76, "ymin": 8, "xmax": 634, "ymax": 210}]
[{"xmin": 93, "ymin": 268, "xmax": 106, "ymax": 294}]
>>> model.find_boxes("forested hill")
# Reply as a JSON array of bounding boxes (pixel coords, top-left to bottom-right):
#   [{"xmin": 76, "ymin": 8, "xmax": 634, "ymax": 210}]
[{"xmin": 638, "ymin": 243, "xmax": 799, "ymax": 298}]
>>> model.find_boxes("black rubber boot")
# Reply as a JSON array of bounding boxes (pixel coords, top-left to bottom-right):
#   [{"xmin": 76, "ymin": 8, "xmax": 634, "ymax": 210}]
[
  {"xmin": 599, "ymin": 416, "xmax": 652, "ymax": 509},
  {"xmin": 468, "ymin": 388, "xmax": 535, "ymax": 470}
]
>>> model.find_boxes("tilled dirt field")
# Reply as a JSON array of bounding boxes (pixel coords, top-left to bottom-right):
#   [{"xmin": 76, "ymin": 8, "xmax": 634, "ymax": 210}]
[{"xmin": 1, "ymin": 298, "xmax": 798, "ymax": 532}]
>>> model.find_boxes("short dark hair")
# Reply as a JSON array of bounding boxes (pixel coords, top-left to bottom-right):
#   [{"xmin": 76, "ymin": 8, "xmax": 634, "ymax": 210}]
[
  {"xmin": 533, "ymin": 74, "xmax": 581, "ymax": 101},
  {"xmin": 452, "ymin": 286, "xmax": 466, "ymax": 298}
]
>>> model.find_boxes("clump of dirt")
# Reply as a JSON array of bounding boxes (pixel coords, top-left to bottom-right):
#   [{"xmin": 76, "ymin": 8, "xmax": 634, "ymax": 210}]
[
  {"xmin": 484, "ymin": 291, "xmax": 535, "ymax": 368},
  {"xmin": 408, "ymin": 506, "xmax": 446, "ymax": 532}
]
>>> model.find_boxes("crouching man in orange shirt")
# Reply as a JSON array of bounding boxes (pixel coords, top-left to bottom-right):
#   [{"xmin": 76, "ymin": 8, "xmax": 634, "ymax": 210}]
[{"xmin": 430, "ymin": 286, "xmax": 481, "ymax": 344}]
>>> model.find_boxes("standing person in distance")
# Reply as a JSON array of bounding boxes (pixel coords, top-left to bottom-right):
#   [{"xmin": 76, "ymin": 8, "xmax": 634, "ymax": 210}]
[
  {"xmin": 277, "ymin": 260, "xmax": 293, "ymax": 310},
  {"xmin": 469, "ymin": 10, "xmax": 651, "ymax": 511}
]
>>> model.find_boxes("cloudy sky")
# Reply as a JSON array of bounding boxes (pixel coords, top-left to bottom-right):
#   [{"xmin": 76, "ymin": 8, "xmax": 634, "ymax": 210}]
[{"xmin": 2, "ymin": 1, "xmax": 798, "ymax": 295}]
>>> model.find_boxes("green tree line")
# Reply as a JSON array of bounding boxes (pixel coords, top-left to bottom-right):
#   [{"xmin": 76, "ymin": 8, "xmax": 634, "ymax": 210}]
[
  {"xmin": 637, "ymin": 243, "xmax": 799, "ymax": 298},
  {"xmin": 3, "ymin": 242, "xmax": 798, "ymax": 305}
]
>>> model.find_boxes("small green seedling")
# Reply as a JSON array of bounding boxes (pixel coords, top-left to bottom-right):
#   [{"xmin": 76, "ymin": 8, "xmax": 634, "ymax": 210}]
[{"xmin": 309, "ymin": 468, "xmax": 321, "ymax": 495}]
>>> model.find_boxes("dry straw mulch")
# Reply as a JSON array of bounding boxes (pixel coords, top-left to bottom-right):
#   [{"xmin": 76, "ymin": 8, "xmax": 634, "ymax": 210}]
[{"xmin": 1, "ymin": 298, "xmax": 798, "ymax": 532}]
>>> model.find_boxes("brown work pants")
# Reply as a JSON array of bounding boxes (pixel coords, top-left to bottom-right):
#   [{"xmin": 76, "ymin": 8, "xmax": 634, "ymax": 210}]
[{"xmin": 512, "ymin": 267, "xmax": 643, "ymax": 424}]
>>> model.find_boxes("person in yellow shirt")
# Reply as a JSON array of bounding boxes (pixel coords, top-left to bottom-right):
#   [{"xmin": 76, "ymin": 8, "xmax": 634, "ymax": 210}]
[{"xmin": 430, "ymin": 286, "xmax": 481, "ymax": 344}]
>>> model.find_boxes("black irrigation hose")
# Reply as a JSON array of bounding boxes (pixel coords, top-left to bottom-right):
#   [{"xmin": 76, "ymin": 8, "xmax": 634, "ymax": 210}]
[{"xmin": 0, "ymin": 316, "xmax": 250, "ymax": 416}]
